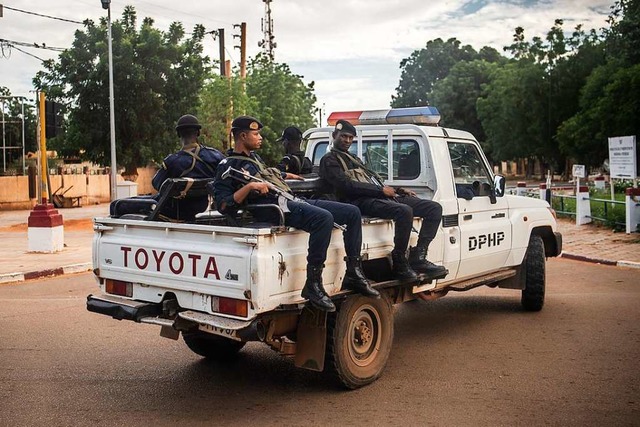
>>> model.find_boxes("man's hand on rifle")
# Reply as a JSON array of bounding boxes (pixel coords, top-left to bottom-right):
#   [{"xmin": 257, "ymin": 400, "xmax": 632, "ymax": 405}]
[
  {"xmin": 396, "ymin": 187, "xmax": 417, "ymax": 197},
  {"xmin": 250, "ymin": 181, "xmax": 270, "ymax": 194},
  {"xmin": 285, "ymin": 173, "xmax": 304, "ymax": 180},
  {"xmin": 382, "ymin": 186, "xmax": 397, "ymax": 198}
]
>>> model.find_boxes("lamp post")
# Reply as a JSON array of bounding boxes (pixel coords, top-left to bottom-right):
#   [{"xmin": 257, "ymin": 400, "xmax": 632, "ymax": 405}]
[{"xmin": 101, "ymin": 0, "xmax": 117, "ymax": 201}]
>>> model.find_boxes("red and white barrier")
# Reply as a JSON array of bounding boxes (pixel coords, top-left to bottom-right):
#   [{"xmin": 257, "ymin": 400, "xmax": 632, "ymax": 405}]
[{"xmin": 27, "ymin": 203, "xmax": 64, "ymax": 253}]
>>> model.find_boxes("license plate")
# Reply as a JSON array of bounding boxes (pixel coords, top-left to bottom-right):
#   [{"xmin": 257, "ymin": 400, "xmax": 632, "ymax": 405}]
[{"xmin": 198, "ymin": 323, "xmax": 241, "ymax": 341}]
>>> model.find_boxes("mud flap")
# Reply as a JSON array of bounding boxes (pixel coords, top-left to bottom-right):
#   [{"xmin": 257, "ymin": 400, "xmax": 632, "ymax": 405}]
[
  {"xmin": 160, "ymin": 325, "xmax": 180, "ymax": 340},
  {"xmin": 294, "ymin": 306, "xmax": 327, "ymax": 372}
]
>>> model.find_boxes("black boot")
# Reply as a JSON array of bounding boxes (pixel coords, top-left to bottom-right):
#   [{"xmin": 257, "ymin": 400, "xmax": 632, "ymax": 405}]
[
  {"xmin": 301, "ymin": 264, "xmax": 336, "ymax": 312},
  {"xmin": 408, "ymin": 246, "xmax": 448, "ymax": 278},
  {"xmin": 391, "ymin": 250, "xmax": 418, "ymax": 281},
  {"xmin": 342, "ymin": 256, "xmax": 380, "ymax": 298}
]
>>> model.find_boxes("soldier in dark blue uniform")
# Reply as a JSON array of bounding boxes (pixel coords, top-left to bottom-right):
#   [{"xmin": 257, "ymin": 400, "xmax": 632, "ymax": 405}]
[
  {"xmin": 151, "ymin": 114, "xmax": 225, "ymax": 220},
  {"xmin": 276, "ymin": 126, "xmax": 313, "ymax": 175},
  {"xmin": 319, "ymin": 119, "xmax": 446, "ymax": 280},
  {"xmin": 213, "ymin": 116, "xmax": 379, "ymax": 312}
]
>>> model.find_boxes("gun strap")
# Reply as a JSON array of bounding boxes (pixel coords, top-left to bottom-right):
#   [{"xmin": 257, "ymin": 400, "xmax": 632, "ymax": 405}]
[
  {"xmin": 330, "ymin": 148, "xmax": 384, "ymax": 186},
  {"xmin": 181, "ymin": 145, "xmax": 216, "ymax": 177}
]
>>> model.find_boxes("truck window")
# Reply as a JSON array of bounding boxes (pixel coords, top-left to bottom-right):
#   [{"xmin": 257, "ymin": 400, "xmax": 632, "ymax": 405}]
[
  {"xmin": 312, "ymin": 139, "xmax": 421, "ymax": 181},
  {"xmin": 311, "ymin": 141, "xmax": 356, "ymax": 166},
  {"xmin": 448, "ymin": 142, "xmax": 493, "ymax": 198},
  {"xmin": 362, "ymin": 139, "xmax": 420, "ymax": 180}
]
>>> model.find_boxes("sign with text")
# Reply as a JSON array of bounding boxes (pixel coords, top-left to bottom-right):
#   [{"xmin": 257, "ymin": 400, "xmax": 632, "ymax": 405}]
[
  {"xmin": 608, "ymin": 135, "xmax": 637, "ymax": 179},
  {"xmin": 572, "ymin": 164, "xmax": 586, "ymax": 178}
]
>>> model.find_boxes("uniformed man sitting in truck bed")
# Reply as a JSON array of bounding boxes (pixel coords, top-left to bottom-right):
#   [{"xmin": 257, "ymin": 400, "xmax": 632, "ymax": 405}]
[
  {"xmin": 213, "ymin": 115, "xmax": 380, "ymax": 312},
  {"xmin": 151, "ymin": 114, "xmax": 225, "ymax": 220},
  {"xmin": 276, "ymin": 126, "xmax": 313, "ymax": 175},
  {"xmin": 319, "ymin": 119, "xmax": 447, "ymax": 280}
]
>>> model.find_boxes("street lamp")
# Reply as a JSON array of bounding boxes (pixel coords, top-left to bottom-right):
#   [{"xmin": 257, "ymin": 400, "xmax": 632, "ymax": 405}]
[{"xmin": 101, "ymin": 0, "xmax": 117, "ymax": 201}]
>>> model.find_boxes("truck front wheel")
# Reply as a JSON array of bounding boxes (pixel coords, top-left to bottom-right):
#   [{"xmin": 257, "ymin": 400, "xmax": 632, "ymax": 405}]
[
  {"xmin": 326, "ymin": 294, "xmax": 394, "ymax": 389},
  {"xmin": 521, "ymin": 234, "xmax": 545, "ymax": 311},
  {"xmin": 182, "ymin": 330, "xmax": 246, "ymax": 361}
]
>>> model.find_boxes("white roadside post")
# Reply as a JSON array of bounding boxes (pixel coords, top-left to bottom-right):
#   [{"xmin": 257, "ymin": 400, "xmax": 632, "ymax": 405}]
[
  {"xmin": 626, "ymin": 188, "xmax": 640, "ymax": 234},
  {"xmin": 573, "ymin": 164, "xmax": 591, "ymax": 225}
]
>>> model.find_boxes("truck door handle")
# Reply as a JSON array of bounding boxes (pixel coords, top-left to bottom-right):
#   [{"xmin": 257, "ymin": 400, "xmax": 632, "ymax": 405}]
[
  {"xmin": 491, "ymin": 213, "xmax": 505, "ymax": 219},
  {"xmin": 463, "ymin": 214, "xmax": 472, "ymax": 221}
]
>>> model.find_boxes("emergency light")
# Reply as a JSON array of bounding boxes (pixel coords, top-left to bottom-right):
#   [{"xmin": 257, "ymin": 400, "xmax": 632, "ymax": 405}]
[{"xmin": 327, "ymin": 106, "xmax": 441, "ymax": 126}]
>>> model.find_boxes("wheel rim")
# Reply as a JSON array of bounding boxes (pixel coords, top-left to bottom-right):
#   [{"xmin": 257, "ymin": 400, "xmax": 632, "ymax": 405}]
[{"xmin": 347, "ymin": 304, "xmax": 382, "ymax": 367}]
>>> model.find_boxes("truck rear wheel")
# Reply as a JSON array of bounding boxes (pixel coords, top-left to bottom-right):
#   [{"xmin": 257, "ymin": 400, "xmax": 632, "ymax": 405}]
[
  {"xmin": 182, "ymin": 330, "xmax": 246, "ymax": 361},
  {"xmin": 325, "ymin": 294, "xmax": 394, "ymax": 389},
  {"xmin": 521, "ymin": 234, "xmax": 545, "ymax": 311}
]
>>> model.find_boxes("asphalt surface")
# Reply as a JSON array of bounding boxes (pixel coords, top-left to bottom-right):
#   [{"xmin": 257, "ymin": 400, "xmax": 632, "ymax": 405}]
[{"xmin": 0, "ymin": 258, "xmax": 638, "ymax": 426}]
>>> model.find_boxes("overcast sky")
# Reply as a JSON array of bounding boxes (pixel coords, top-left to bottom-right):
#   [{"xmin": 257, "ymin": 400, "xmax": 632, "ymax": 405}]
[{"xmin": 1, "ymin": 0, "xmax": 612, "ymax": 124}]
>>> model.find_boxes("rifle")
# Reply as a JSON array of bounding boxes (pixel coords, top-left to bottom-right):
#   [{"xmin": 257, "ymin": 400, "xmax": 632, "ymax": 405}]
[{"xmin": 221, "ymin": 166, "xmax": 347, "ymax": 231}]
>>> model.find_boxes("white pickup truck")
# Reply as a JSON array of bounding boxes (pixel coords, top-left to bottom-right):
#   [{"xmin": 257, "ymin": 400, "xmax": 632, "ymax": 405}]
[{"xmin": 87, "ymin": 106, "xmax": 562, "ymax": 389}]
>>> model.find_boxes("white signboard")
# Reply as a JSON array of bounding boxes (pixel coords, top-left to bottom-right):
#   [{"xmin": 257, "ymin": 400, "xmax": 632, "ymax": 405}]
[
  {"xmin": 572, "ymin": 164, "xmax": 586, "ymax": 178},
  {"xmin": 608, "ymin": 135, "xmax": 637, "ymax": 179}
]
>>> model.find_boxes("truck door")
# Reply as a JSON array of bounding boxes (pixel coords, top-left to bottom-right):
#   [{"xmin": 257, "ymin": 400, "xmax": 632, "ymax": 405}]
[{"xmin": 447, "ymin": 141, "xmax": 511, "ymax": 279}]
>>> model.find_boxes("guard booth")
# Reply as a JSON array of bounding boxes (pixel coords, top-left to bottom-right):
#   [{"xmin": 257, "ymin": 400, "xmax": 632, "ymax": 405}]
[{"xmin": 116, "ymin": 181, "xmax": 138, "ymax": 199}]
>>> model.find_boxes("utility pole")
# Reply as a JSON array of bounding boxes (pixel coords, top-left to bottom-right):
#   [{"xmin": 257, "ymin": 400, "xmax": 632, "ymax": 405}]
[
  {"xmin": 38, "ymin": 92, "xmax": 47, "ymax": 203},
  {"xmin": 258, "ymin": 0, "xmax": 276, "ymax": 61},
  {"xmin": 233, "ymin": 22, "xmax": 247, "ymax": 81},
  {"xmin": 218, "ymin": 28, "xmax": 226, "ymax": 76}
]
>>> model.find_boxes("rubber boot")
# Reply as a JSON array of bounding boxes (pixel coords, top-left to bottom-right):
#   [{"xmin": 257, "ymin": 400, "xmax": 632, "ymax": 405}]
[
  {"xmin": 409, "ymin": 246, "xmax": 448, "ymax": 278},
  {"xmin": 391, "ymin": 250, "xmax": 418, "ymax": 281},
  {"xmin": 301, "ymin": 264, "xmax": 336, "ymax": 312},
  {"xmin": 342, "ymin": 256, "xmax": 380, "ymax": 298}
]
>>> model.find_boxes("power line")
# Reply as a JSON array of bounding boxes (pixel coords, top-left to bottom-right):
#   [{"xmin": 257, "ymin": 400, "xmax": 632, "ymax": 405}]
[
  {"xmin": 0, "ymin": 38, "xmax": 65, "ymax": 52},
  {"xmin": 4, "ymin": 43, "xmax": 46, "ymax": 62},
  {"xmin": 2, "ymin": 5, "xmax": 84, "ymax": 25}
]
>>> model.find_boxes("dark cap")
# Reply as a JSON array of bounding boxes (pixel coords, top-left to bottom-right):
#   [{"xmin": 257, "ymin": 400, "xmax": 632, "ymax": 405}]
[
  {"xmin": 175, "ymin": 114, "xmax": 201, "ymax": 132},
  {"xmin": 334, "ymin": 119, "xmax": 356, "ymax": 136},
  {"xmin": 231, "ymin": 115, "xmax": 263, "ymax": 132},
  {"xmin": 276, "ymin": 126, "xmax": 303, "ymax": 143}
]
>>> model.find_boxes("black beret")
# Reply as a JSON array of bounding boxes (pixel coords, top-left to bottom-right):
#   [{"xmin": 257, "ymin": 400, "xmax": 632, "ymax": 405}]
[
  {"xmin": 276, "ymin": 126, "xmax": 303, "ymax": 143},
  {"xmin": 334, "ymin": 119, "xmax": 356, "ymax": 136},
  {"xmin": 231, "ymin": 115, "xmax": 263, "ymax": 132},
  {"xmin": 175, "ymin": 114, "xmax": 201, "ymax": 131}
]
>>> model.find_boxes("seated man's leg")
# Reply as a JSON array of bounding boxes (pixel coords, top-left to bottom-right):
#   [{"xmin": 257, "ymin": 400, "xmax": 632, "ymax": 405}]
[
  {"xmin": 310, "ymin": 199, "xmax": 379, "ymax": 298},
  {"xmin": 284, "ymin": 201, "xmax": 336, "ymax": 312},
  {"xmin": 354, "ymin": 198, "xmax": 417, "ymax": 280},
  {"xmin": 396, "ymin": 196, "xmax": 446, "ymax": 277}
]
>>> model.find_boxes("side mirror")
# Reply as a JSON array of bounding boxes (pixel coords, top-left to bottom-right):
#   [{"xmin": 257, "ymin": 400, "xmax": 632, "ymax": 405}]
[{"xmin": 494, "ymin": 175, "xmax": 506, "ymax": 197}]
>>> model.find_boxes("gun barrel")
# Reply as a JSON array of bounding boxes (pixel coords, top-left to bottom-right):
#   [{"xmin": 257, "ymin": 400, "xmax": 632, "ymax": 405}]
[{"xmin": 223, "ymin": 166, "xmax": 346, "ymax": 231}]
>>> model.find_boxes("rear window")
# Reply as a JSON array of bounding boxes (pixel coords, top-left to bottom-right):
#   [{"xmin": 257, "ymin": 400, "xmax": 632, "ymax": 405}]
[{"xmin": 311, "ymin": 139, "xmax": 420, "ymax": 180}]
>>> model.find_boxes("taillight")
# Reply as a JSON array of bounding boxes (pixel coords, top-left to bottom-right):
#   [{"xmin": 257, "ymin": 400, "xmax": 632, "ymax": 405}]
[
  {"xmin": 212, "ymin": 296, "xmax": 248, "ymax": 317},
  {"xmin": 105, "ymin": 279, "xmax": 133, "ymax": 297}
]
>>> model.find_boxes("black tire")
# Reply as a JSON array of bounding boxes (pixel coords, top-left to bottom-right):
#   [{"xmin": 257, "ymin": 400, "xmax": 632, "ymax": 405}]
[
  {"xmin": 521, "ymin": 234, "xmax": 545, "ymax": 311},
  {"xmin": 182, "ymin": 330, "xmax": 246, "ymax": 361},
  {"xmin": 325, "ymin": 294, "xmax": 394, "ymax": 389}
]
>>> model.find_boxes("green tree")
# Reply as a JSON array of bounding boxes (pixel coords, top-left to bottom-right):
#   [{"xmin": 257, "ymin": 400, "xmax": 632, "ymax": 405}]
[
  {"xmin": 557, "ymin": 0, "xmax": 639, "ymax": 169},
  {"xmin": 392, "ymin": 38, "xmax": 480, "ymax": 107},
  {"xmin": 430, "ymin": 59, "xmax": 503, "ymax": 146},
  {"xmin": 0, "ymin": 87, "xmax": 37, "ymax": 173},
  {"xmin": 244, "ymin": 55, "xmax": 317, "ymax": 164},
  {"xmin": 198, "ymin": 72, "xmax": 251, "ymax": 152},
  {"xmin": 33, "ymin": 6, "xmax": 211, "ymax": 177},
  {"xmin": 477, "ymin": 61, "xmax": 551, "ymax": 175}
]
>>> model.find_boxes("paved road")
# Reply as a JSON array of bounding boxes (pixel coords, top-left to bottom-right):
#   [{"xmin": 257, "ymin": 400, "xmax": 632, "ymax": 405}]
[{"xmin": 1, "ymin": 258, "xmax": 638, "ymax": 426}]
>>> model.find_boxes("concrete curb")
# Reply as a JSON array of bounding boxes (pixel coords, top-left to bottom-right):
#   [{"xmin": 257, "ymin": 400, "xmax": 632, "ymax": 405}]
[
  {"xmin": 560, "ymin": 252, "xmax": 640, "ymax": 269},
  {"xmin": 0, "ymin": 262, "xmax": 92, "ymax": 284}
]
